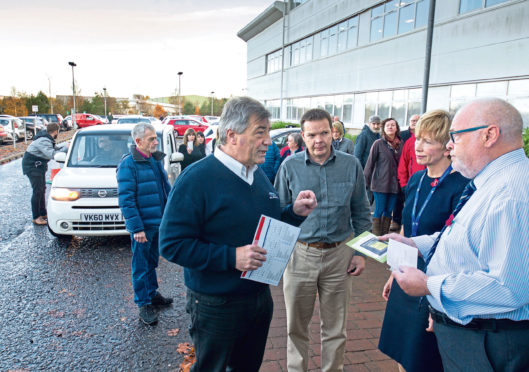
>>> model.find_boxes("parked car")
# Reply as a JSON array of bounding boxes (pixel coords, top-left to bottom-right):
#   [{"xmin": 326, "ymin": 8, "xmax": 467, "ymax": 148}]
[
  {"xmin": 47, "ymin": 124, "xmax": 184, "ymax": 238},
  {"xmin": 202, "ymin": 115, "xmax": 219, "ymax": 123},
  {"xmin": 37, "ymin": 114, "xmax": 63, "ymax": 129},
  {"xmin": 19, "ymin": 116, "xmax": 47, "ymax": 140},
  {"xmin": 74, "ymin": 113, "xmax": 105, "ymax": 128},
  {"xmin": 270, "ymin": 127, "xmax": 302, "ymax": 151},
  {"xmin": 0, "ymin": 125, "xmax": 7, "ymax": 144},
  {"xmin": 165, "ymin": 116, "xmax": 209, "ymax": 136},
  {"xmin": 116, "ymin": 115, "xmax": 151, "ymax": 124},
  {"xmin": 0, "ymin": 116, "xmax": 25, "ymax": 141},
  {"xmin": 62, "ymin": 115, "xmax": 73, "ymax": 130}
]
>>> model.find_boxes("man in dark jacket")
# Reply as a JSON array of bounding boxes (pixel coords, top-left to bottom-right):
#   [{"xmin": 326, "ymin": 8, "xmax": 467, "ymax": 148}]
[
  {"xmin": 117, "ymin": 122, "xmax": 173, "ymax": 325},
  {"xmin": 354, "ymin": 115, "xmax": 381, "ymax": 168},
  {"xmin": 22, "ymin": 123, "xmax": 68, "ymax": 225}
]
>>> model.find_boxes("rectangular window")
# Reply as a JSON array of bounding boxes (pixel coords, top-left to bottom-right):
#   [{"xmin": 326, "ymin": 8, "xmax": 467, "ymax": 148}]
[
  {"xmin": 320, "ymin": 29, "xmax": 329, "ymax": 57},
  {"xmin": 415, "ymin": 0, "xmax": 429, "ymax": 28},
  {"xmin": 299, "ymin": 40, "xmax": 306, "ymax": 64},
  {"xmin": 384, "ymin": 10, "xmax": 398, "ymax": 38},
  {"xmin": 338, "ymin": 21, "xmax": 348, "ymax": 52},
  {"xmin": 306, "ymin": 36, "xmax": 313, "ymax": 61},
  {"xmin": 342, "ymin": 95, "xmax": 353, "ymax": 124},
  {"xmin": 371, "ymin": 17, "xmax": 383, "ymax": 42},
  {"xmin": 293, "ymin": 42, "xmax": 300, "ymax": 66},
  {"xmin": 347, "ymin": 17, "xmax": 359, "ymax": 49},
  {"xmin": 459, "ymin": 0, "xmax": 483, "ymax": 14},
  {"xmin": 398, "ymin": 3, "xmax": 415, "ymax": 34},
  {"xmin": 329, "ymin": 25, "xmax": 338, "ymax": 55}
]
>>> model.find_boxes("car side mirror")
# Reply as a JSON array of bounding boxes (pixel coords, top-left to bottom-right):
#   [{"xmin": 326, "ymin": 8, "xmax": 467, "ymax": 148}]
[
  {"xmin": 54, "ymin": 152, "xmax": 67, "ymax": 163},
  {"xmin": 170, "ymin": 152, "xmax": 184, "ymax": 163}
]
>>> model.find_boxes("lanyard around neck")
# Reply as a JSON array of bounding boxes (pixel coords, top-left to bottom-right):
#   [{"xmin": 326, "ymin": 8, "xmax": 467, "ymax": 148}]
[{"xmin": 411, "ymin": 164, "xmax": 453, "ymax": 237}]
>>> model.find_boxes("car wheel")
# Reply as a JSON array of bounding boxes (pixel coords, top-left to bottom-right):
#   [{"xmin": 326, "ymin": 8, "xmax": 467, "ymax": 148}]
[
  {"xmin": 47, "ymin": 223, "xmax": 72, "ymax": 241},
  {"xmin": 26, "ymin": 130, "xmax": 34, "ymax": 140}
]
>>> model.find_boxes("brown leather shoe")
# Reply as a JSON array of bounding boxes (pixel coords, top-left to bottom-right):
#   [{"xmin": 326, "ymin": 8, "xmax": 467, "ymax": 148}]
[
  {"xmin": 32, "ymin": 217, "xmax": 47, "ymax": 225},
  {"xmin": 390, "ymin": 221, "xmax": 401, "ymax": 232}
]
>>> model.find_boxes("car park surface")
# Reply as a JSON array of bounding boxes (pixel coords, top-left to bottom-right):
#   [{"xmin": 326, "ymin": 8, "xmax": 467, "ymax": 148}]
[{"xmin": 47, "ymin": 124, "xmax": 183, "ymax": 238}]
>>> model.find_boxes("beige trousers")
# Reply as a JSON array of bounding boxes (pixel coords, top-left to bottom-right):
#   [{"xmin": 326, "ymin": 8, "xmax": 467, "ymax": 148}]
[{"xmin": 283, "ymin": 241, "xmax": 354, "ymax": 372}]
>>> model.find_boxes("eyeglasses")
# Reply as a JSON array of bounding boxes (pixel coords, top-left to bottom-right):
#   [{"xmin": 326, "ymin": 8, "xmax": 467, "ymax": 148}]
[{"xmin": 449, "ymin": 125, "xmax": 488, "ymax": 143}]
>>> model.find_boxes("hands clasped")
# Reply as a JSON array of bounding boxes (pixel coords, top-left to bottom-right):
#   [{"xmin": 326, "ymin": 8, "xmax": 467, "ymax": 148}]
[{"xmin": 236, "ymin": 244, "xmax": 267, "ymax": 272}]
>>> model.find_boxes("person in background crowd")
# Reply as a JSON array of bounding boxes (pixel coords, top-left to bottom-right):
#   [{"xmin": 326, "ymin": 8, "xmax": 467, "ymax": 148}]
[
  {"xmin": 178, "ymin": 128, "xmax": 205, "ymax": 170},
  {"xmin": 392, "ymin": 114, "xmax": 424, "ymax": 232},
  {"xmin": 387, "ymin": 98, "xmax": 529, "ymax": 372},
  {"xmin": 195, "ymin": 131, "xmax": 206, "ymax": 157},
  {"xmin": 378, "ymin": 110, "xmax": 468, "ymax": 372},
  {"xmin": 258, "ymin": 141, "xmax": 281, "ymax": 183},
  {"xmin": 22, "ymin": 123, "xmax": 68, "ymax": 225},
  {"xmin": 280, "ymin": 132, "xmax": 303, "ymax": 163},
  {"xmin": 117, "ymin": 122, "xmax": 173, "ymax": 325},
  {"xmin": 159, "ymin": 96, "xmax": 316, "ymax": 372},
  {"xmin": 331, "ymin": 121, "xmax": 354, "ymax": 155},
  {"xmin": 364, "ymin": 118, "xmax": 403, "ymax": 235},
  {"xmin": 354, "ymin": 115, "xmax": 381, "ymax": 168},
  {"xmin": 275, "ymin": 108, "xmax": 371, "ymax": 372},
  {"xmin": 333, "ymin": 115, "xmax": 346, "ymax": 134}
]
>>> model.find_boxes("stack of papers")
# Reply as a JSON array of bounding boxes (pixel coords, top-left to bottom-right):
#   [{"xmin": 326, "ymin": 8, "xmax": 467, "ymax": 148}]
[{"xmin": 346, "ymin": 231, "xmax": 388, "ymax": 263}]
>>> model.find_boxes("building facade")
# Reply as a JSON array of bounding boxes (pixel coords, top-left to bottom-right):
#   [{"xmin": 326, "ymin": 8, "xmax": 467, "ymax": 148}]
[{"xmin": 238, "ymin": 0, "xmax": 529, "ymax": 129}]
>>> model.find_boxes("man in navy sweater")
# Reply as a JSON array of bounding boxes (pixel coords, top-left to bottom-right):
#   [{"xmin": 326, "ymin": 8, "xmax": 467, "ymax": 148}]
[{"xmin": 159, "ymin": 96, "xmax": 317, "ymax": 372}]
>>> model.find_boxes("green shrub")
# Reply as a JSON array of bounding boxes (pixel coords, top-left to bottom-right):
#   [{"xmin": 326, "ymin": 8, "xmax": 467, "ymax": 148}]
[
  {"xmin": 271, "ymin": 121, "xmax": 300, "ymax": 130},
  {"xmin": 345, "ymin": 133, "xmax": 358, "ymax": 143},
  {"xmin": 523, "ymin": 128, "xmax": 529, "ymax": 158}
]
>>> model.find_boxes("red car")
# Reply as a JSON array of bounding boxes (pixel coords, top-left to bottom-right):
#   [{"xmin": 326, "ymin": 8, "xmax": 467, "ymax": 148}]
[
  {"xmin": 166, "ymin": 118, "xmax": 208, "ymax": 137},
  {"xmin": 74, "ymin": 113, "xmax": 105, "ymax": 128}
]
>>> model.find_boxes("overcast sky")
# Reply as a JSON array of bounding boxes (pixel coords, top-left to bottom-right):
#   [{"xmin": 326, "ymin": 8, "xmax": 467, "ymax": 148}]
[{"xmin": 0, "ymin": 0, "xmax": 272, "ymax": 99}]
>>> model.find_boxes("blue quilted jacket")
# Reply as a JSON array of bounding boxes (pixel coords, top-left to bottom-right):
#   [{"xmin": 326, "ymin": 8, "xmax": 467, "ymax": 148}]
[{"xmin": 117, "ymin": 146, "xmax": 171, "ymax": 233}]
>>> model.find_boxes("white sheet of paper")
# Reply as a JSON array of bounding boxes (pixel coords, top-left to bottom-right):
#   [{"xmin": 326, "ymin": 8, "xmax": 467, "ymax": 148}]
[
  {"xmin": 241, "ymin": 215, "xmax": 301, "ymax": 286},
  {"xmin": 387, "ymin": 239, "xmax": 418, "ymax": 272}
]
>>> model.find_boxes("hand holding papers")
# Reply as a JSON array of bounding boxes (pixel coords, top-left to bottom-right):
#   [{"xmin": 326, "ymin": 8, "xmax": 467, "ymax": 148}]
[
  {"xmin": 387, "ymin": 239, "xmax": 418, "ymax": 272},
  {"xmin": 346, "ymin": 231, "xmax": 388, "ymax": 263},
  {"xmin": 241, "ymin": 215, "xmax": 301, "ymax": 286}
]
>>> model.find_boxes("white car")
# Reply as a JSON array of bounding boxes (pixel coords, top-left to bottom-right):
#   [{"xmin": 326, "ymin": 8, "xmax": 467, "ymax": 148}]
[{"xmin": 47, "ymin": 124, "xmax": 183, "ymax": 238}]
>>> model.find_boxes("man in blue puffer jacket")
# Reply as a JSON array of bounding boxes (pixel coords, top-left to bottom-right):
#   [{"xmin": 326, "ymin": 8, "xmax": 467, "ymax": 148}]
[{"xmin": 117, "ymin": 122, "xmax": 173, "ymax": 325}]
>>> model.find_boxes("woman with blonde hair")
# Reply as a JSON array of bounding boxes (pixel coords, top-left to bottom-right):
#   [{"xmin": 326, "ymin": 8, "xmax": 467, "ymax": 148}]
[
  {"xmin": 377, "ymin": 110, "xmax": 469, "ymax": 372},
  {"xmin": 331, "ymin": 121, "xmax": 354, "ymax": 154},
  {"xmin": 178, "ymin": 128, "xmax": 205, "ymax": 170}
]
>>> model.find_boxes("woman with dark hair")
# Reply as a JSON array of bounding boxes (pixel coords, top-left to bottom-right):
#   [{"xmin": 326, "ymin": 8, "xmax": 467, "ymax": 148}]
[
  {"xmin": 196, "ymin": 131, "xmax": 206, "ymax": 157},
  {"xmin": 364, "ymin": 118, "xmax": 403, "ymax": 235},
  {"xmin": 178, "ymin": 128, "xmax": 204, "ymax": 170},
  {"xmin": 378, "ymin": 110, "xmax": 468, "ymax": 372}
]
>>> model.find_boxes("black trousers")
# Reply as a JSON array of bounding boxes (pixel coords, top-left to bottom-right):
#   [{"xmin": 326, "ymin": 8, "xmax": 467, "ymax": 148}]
[
  {"xmin": 186, "ymin": 286, "xmax": 273, "ymax": 372},
  {"xmin": 434, "ymin": 321, "xmax": 529, "ymax": 372},
  {"xmin": 392, "ymin": 188, "xmax": 405, "ymax": 224},
  {"xmin": 26, "ymin": 170, "xmax": 47, "ymax": 219}
]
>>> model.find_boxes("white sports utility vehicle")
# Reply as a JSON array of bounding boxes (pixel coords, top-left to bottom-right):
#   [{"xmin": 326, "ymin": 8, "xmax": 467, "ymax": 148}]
[{"xmin": 47, "ymin": 124, "xmax": 183, "ymax": 238}]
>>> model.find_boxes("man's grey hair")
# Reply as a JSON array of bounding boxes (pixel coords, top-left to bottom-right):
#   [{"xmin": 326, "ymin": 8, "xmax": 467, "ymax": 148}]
[
  {"xmin": 218, "ymin": 96, "xmax": 271, "ymax": 146},
  {"xmin": 131, "ymin": 122, "xmax": 156, "ymax": 141}
]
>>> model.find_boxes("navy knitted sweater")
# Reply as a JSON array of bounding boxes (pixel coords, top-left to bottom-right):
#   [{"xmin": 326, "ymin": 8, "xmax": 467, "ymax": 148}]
[{"xmin": 159, "ymin": 155, "xmax": 304, "ymax": 295}]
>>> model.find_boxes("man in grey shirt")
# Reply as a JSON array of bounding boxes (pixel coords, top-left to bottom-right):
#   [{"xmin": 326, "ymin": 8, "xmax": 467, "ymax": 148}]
[{"xmin": 275, "ymin": 108, "xmax": 372, "ymax": 372}]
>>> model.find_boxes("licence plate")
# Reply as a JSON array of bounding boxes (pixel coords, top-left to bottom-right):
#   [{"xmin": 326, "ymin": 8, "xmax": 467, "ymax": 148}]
[{"xmin": 80, "ymin": 213, "xmax": 123, "ymax": 222}]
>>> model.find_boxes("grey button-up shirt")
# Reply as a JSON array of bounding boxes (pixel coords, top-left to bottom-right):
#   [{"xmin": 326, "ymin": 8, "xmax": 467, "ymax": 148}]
[{"xmin": 274, "ymin": 148, "xmax": 372, "ymax": 243}]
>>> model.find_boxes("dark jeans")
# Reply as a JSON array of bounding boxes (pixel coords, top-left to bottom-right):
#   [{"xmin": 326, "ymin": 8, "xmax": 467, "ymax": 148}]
[
  {"xmin": 373, "ymin": 192, "xmax": 397, "ymax": 218},
  {"xmin": 434, "ymin": 321, "xmax": 529, "ymax": 372},
  {"xmin": 26, "ymin": 170, "xmax": 47, "ymax": 219},
  {"xmin": 392, "ymin": 188, "xmax": 405, "ymax": 224},
  {"xmin": 186, "ymin": 286, "xmax": 273, "ymax": 372},
  {"xmin": 130, "ymin": 229, "xmax": 159, "ymax": 307}
]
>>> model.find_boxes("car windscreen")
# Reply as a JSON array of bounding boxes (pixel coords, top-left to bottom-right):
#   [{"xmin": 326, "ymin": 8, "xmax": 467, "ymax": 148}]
[
  {"xmin": 117, "ymin": 118, "xmax": 150, "ymax": 124},
  {"xmin": 67, "ymin": 132, "xmax": 163, "ymax": 168}
]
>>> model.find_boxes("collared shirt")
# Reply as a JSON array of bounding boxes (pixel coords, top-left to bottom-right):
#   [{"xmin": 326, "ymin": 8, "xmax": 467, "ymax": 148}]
[
  {"xmin": 214, "ymin": 146, "xmax": 257, "ymax": 185},
  {"xmin": 275, "ymin": 147, "xmax": 372, "ymax": 243},
  {"xmin": 412, "ymin": 149, "xmax": 529, "ymax": 325}
]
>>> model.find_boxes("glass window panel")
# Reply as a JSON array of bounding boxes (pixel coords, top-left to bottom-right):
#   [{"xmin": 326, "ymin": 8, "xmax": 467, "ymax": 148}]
[
  {"xmin": 329, "ymin": 26, "xmax": 338, "ymax": 55},
  {"xmin": 343, "ymin": 104, "xmax": 353, "ymax": 123},
  {"xmin": 451, "ymin": 84, "xmax": 476, "ymax": 99},
  {"xmin": 399, "ymin": 0, "xmax": 414, "ymax": 5},
  {"xmin": 476, "ymin": 81, "xmax": 507, "ymax": 97},
  {"xmin": 508, "ymin": 79, "xmax": 529, "ymax": 96},
  {"xmin": 393, "ymin": 89, "xmax": 406, "ymax": 102},
  {"xmin": 508, "ymin": 98, "xmax": 529, "ymax": 128},
  {"xmin": 407, "ymin": 101, "xmax": 421, "ymax": 119},
  {"xmin": 320, "ymin": 30, "xmax": 329, "ymax": 57},
  {"xmin": 391, "ymin": 101, "xmax": 406, "ymax": 128},
  {"xmin": 385, "ymin": 0, "xmax": 400, "ymax": 11},
  {"xmin": 486, "ymin": 0, "xmax": 508, "ymax": 6},
  {"xmin": 371, "ymin": 17, "xmax": 383, "ymax": 42},
  {"xmin": 398, "ymin": 4, "xmax": 415, "ymax": 34},
  {"xmin": 415, "ymin": 0, "xmax": 429, "ymax": 28},
  {"xmin": 306, "ymin": 37, "xmax": 313, "ymax": 61},
  {"xmin": 293, "ymin": 44, "xmax": 300, "ymax": 65},
  {"xmin": 347, "ymin": 17, "xmax": 359, "ymax": 49},
  {"xmin": 384, "ymin": 11, "xmax": 398, "ymax": 38},
  {"xmin": 378, "ymin": 103, "xmax": 390, "ymax": 119},
  {"xmin": 338, "ymin": 21, "xmax": 348, "ymax": 52},
  {"xmin": 408, "ymin": 88, "xmax": 422, "ymax": 101},
  {"xmin": 365, "ymin": 103, "xmax": 377, "ymax": 122},
  {"xmin": 460, "ymin": 0, "xmax": 482, "ymax": 14},
  {"xmin": 343, "ymin": 94, "xmax": 354, "ymax": 104},
  {"xmin": 372, "ymin": 4, "xmax": 385, "ymax": 17},
  {"xmin": 300, "ymin": 42, "xmax": 306, "ymax": 64}
]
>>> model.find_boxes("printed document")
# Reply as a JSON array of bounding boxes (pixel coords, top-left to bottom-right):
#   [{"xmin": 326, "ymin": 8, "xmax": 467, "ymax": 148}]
[
  {"xmin": 387, "ymin": 239, "xmax": 418, "ymax": 272},
  {"xmin": 241, "ymin": 215, "xmax": 301, "ymax": 286}
]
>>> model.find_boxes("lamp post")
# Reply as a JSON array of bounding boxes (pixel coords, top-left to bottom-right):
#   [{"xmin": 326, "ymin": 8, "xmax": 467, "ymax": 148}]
[
  {"xmin": 177, "ymin": 71, "xmax": 183, "ymax": 115},
  {"xmin": 68, "ymin": 61, "xmax": 77, "ymax": 130},
  {"xmin": 211, "ymin": 91, "xmax": 214, "ymax": 116},
  {"xmin": 103, "ymin": 87, "xmax": 107, "ymax": 117}
]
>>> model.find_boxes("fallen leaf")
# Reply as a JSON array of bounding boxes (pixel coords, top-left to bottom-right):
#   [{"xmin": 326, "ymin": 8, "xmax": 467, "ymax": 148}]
[{"xmin": 167, "ymin": 328, "xmax": 180, "ymax": 337}]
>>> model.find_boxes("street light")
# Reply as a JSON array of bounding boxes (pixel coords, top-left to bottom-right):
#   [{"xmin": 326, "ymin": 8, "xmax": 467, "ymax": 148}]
[
  {"xmin": 178, "ymin": 71, "xmax": 183, "ymax": 115},
  {"xmin": 211, "ymin": 91, "xmax": 214, "ymax": 116},
  {"xmin": 103, "ymin": 87, "xmax": 107, "ymax": 117},
  {"xmin": 68, "ymin": 61, "xmax": 77, "ymax": 130}
]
